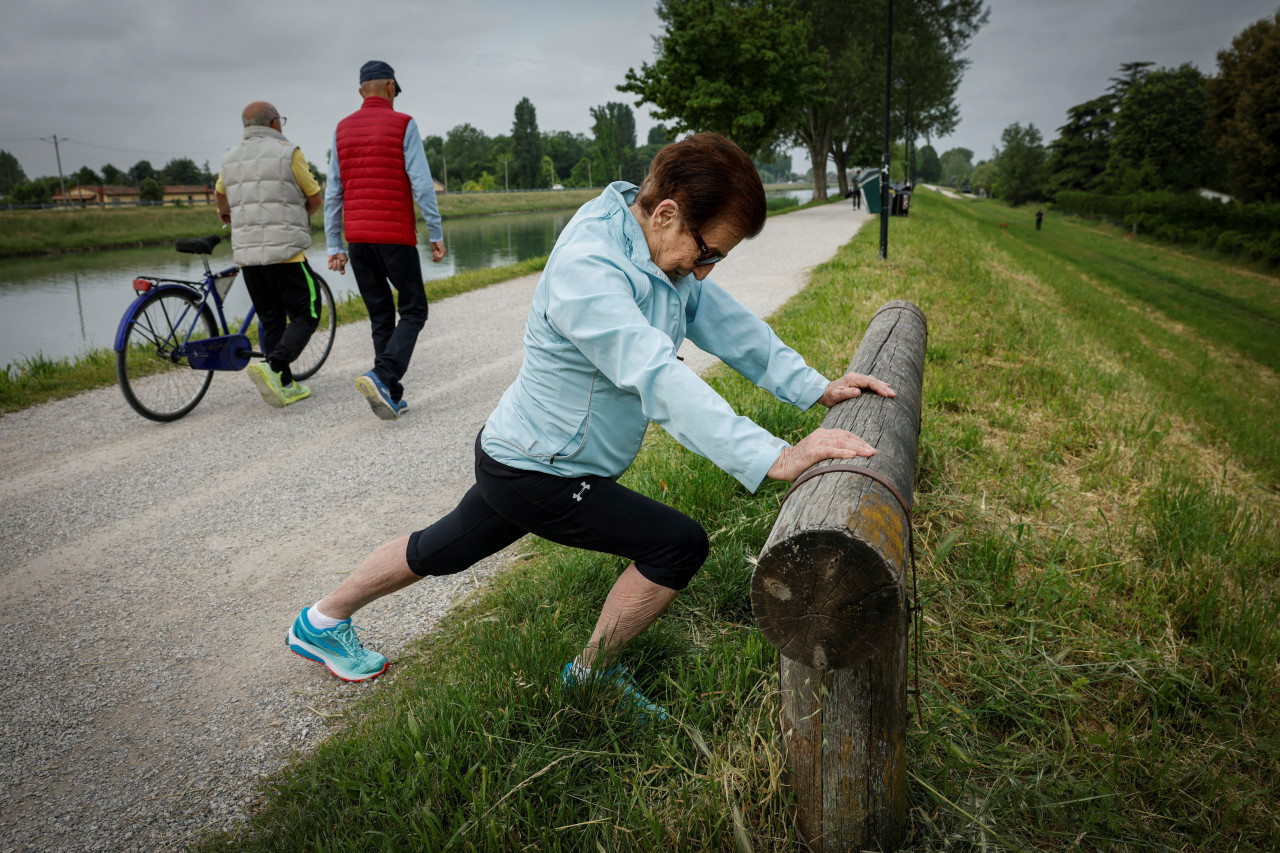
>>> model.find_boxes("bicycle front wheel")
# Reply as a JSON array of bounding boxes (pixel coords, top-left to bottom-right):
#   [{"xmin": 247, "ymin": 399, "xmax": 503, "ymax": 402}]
[
  {"xmin": 291, "ymin": 277, "xmax": 336, "ymax": 381},
  {"xmin": 116, "ymin": 289, "xmax": 217, "ymax": 421}
]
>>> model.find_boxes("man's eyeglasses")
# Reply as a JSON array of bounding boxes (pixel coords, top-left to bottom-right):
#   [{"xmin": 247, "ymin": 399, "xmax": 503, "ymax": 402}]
[
  {"xmin": 276, "ymin": 116, "xmax": 288, "ymax": 129},
  {"xmin": 689, "ymin": 226, "xmax": 725, "ymax": 266}
]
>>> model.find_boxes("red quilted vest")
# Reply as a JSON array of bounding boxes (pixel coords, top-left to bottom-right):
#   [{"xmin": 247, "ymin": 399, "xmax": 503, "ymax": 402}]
[{"xmin": 335, "ymin": 98, "xmax": 416, "ymax": 245}]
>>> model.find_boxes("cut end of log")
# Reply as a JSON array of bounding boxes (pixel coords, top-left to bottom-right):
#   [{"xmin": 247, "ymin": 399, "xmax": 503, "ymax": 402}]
[{"xmin": 751, "ymin": 529, "xmax": 905, "ymax": 670}]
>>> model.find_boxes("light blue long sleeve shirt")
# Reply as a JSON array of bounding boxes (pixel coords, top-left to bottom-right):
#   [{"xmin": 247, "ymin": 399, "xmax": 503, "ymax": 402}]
[
  {"xmin": 324, "ymin": 117, "xmax": 443, "ymax": 253},
  {"xmin": 481, "ymin": 182, "xmax": 829, "ymax": 492}
]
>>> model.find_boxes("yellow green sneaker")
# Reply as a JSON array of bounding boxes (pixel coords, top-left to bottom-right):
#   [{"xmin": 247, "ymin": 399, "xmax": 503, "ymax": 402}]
[
  {"xmin": 280, "ymin": 379, "xmax": 311, "ymax": 406},
  {"xmin": 247, "ymin": 362, "xmax": 287, "ymax": 408}
]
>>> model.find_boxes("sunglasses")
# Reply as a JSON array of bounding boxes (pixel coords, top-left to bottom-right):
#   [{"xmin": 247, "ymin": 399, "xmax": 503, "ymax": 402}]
[{"xmin": 689, "ymin": 226, "xmax": 726, "ymax": 266}]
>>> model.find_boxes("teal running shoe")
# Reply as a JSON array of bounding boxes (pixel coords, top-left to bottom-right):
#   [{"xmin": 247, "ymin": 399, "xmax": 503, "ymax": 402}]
[
  {"xmin": 287, "ymin": 608, "xmax": 389, "ymax": 682},
  {"xmin": 561, "ymin": 660, "xmax": 668, "ymax": 722}
]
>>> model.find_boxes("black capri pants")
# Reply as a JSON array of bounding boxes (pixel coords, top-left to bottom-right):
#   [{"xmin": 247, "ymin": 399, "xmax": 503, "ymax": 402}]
[{"xmin": 406, "ymin": 436, "xmax": 709, "ymax": 591}]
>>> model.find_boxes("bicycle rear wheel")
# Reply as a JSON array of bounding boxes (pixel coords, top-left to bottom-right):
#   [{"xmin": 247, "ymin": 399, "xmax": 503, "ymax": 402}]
[
  {"xmin": 291, "ymin": 277, "xmax": 336, "ymax": 381},
  {"xmin": 116, "ymin": 289, "xmax": 217, "ymax": 421}
]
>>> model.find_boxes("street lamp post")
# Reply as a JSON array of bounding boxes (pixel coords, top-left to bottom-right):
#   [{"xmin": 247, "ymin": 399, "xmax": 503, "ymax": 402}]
[{"xmin": 880, "ymin": 0, "xmax": 893, "ymax": 260}]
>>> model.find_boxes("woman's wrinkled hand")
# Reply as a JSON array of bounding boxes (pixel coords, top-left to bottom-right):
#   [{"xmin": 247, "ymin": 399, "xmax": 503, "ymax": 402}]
[
  {"xmin": 819, "ymin": 372, "xmax": 895, "ymax": 408},
  {"xmin": 767, "ymin": 428, "xmax": 876, "ymax": 483}
]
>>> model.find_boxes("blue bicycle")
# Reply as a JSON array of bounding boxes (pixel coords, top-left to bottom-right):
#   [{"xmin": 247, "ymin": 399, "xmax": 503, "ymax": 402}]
[{"xmin": 114, "ymin": 234, "xmax": 336, "ymax": 421}]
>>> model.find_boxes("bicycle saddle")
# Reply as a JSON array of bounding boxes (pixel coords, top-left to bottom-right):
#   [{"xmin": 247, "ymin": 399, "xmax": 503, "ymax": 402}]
[{"xmin": 175, "ymin": 235, "xmax": 222, "ymax": 255}]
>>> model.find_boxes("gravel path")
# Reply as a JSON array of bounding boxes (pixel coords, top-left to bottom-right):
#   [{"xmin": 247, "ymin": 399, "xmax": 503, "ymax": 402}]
[{"xmin": 0, "ymin": 202, "xmax": 869, "ymax": 852}]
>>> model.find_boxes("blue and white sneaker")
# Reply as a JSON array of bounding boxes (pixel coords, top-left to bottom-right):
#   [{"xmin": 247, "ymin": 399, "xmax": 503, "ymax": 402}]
[
  {"xmin": 287, "ymin": 607, "xmax": 389, "ymax": 682},
  {"xmin": 355, "ymin": 370, "xmax": 398, "ymax": 421},
  {"xmin": 561, "ymin": 660, "xmax": 668, "ymax": 722},
  {"xmin": 393, "ymin": 398, "xmax": 408, "ymax": 417}
]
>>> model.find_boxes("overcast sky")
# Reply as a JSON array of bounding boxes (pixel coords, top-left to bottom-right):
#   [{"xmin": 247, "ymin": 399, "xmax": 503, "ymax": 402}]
[{"xmin": 1, "ymin": 0, "xmax": 1275, "ymax": 185}]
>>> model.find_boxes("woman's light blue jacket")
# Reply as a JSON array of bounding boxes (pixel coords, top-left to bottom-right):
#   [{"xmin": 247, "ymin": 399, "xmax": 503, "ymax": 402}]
[{"xmin": 481, "ymin": 182, "xmax": 829, "ymax": 493}]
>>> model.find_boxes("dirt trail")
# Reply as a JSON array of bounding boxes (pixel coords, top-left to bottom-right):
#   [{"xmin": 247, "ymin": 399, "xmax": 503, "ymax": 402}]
[{"xmin": 0, "ymin": 202, "xmax": 869, "ymax": 852}]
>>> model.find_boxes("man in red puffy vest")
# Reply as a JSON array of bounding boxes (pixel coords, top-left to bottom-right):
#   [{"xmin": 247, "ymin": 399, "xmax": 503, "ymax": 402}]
[{"xmin": 324, "ymin": 60, "xmax": 446, "ymax": 421}]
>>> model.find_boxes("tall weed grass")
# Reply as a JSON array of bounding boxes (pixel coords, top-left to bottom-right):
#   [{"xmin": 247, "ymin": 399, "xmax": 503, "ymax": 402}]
[{"xmin": 200, "ymin": 191, "xmax": 1278, "ymax": 851}]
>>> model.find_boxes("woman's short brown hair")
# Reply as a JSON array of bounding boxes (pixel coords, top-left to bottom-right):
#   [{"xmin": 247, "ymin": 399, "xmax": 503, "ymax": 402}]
[{"xmin": 634, "ymin": 133, "xmax": 766, "ymax": 240}]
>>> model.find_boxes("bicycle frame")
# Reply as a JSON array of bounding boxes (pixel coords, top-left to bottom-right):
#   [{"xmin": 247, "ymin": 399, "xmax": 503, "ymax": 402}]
[{"xmin": 112, "ymin": 262, "xmax": 259, "ymax": 360}]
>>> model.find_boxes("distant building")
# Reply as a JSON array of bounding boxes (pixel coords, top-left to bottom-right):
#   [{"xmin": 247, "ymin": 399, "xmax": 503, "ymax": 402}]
[
  {"xmin": 52, "ymin": 184, "xmax": 212, "ymax": 206},
  {"xmin": 161, "ymin": 185, "xmax": 214, "ymax": 204}
]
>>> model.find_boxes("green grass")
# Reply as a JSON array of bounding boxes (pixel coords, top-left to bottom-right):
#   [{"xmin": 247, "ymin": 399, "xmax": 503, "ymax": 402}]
[
  {"xmin": 436, "ymin": 189, "xmax": 601, "ymax": 219},
  {"xmin": 0, "ymin": 190, "xmax": 603, "ymax": 257},
  {"xmin": 0, "ymin": 205, "xmax": 259, "ymax": 256},
  {"xmin": 198, "ymin": 191, "xmax": 1279, "ymax": 851},
  {"xmin": 0, "ymin": 255, "xmax": 548, "ymax": 414}
]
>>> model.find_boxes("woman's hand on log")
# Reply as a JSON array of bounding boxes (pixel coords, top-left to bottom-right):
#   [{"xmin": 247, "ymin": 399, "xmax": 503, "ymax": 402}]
[
  {"xmin": 767, "ymin": 428, "xmax": 876, "ymax": 482},
  {"xmin": 819, "ymin": 372, "xmax": 895, "ymax": 408}
]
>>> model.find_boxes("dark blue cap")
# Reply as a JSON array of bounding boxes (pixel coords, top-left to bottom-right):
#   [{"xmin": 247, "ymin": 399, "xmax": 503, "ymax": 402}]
[{"xmin": 359, "ymin": 60, "xmax": 402, "ymax": 94}]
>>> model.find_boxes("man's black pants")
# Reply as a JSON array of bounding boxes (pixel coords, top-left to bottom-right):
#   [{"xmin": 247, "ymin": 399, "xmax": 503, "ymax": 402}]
[
  {"xmin": 242, "ymin": 260, "xmax": 323, "ymax": 385},
  {"xmin": 348, "ymin": 242, "xmax": 428, "ymax": 403}
]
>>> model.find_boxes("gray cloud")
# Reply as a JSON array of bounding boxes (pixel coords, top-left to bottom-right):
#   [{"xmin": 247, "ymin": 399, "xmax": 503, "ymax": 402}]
[{"xmin": 1, "ymin": 0, "xmax": 1275, "ymax": 182}]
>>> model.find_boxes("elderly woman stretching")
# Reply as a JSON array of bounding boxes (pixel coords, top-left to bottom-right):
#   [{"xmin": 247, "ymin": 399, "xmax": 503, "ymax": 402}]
[{"xmin": 286, "ymin": 133, "xmax": 893, "ymax": 718}]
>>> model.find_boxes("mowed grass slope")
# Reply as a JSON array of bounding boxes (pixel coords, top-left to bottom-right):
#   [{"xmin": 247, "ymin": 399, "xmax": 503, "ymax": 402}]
[{"xmin": 200, "ymin": 191, "xmax": 1278, "ymax": 851}]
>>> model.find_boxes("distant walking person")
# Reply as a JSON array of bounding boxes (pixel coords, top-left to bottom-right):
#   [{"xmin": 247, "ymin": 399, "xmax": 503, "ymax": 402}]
[
  {"xmin": 1035, "ymin": 208, "xmax": 1044, "ymax": 231},
  {"xmin": 325, "ymin": 60, "xmax": 446, "ymax": 420},
  {"xmin": 216, "ymin": 101, "xmax": 324, "ymax": 408}
]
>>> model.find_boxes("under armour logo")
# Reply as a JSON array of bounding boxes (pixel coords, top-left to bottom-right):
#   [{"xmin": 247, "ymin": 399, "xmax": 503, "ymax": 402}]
[{"xmin": 572, "ymin": 481, "xmax": 591, "ymax": 502}]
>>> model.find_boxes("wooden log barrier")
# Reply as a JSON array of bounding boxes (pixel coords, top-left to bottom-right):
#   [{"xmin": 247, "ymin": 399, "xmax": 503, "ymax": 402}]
[{"xmin": 751, "ymin": 300, "xmax": 927, "ymax": 852}]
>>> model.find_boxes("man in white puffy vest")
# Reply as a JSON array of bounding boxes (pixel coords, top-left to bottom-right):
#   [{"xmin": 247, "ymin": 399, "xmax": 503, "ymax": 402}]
[{"xmin": 216, "ymin": 101, "xmax": 324, "ymax": 408}]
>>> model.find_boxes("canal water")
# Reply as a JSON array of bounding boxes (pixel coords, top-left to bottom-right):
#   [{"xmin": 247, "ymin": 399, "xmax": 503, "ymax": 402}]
[{"xmin": 0, "ymin": 186, "xmax": 827, "ymax": 369}]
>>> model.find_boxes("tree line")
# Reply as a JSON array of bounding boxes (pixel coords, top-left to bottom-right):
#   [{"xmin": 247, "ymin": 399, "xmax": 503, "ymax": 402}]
[
  {"xmin": 967, "ymin": 11, "xmax": 1279, "ymax": 209},
  {"xmin": 959, "ymin": 11, "xmax": 1280, "ymax": 266},
  {"xmin": 0, "ymin": 155, "xmax": 228, "ymax": 205},
  {"xmin": 619, "ymin": 0, "xmax": 988, "ymax": 200},
  {"xmin": 0, "ymin": 99, "xmax": 705, "ymax": 205},
  {"xmin": 421, "ymin": 99, "xmax": 675, "ymax": 192}
]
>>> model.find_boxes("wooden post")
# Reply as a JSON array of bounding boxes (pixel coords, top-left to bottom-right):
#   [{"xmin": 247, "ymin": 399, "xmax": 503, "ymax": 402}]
[{"xmin": 751, "ymin": 300, "xmax": 927, "ymax": 851}]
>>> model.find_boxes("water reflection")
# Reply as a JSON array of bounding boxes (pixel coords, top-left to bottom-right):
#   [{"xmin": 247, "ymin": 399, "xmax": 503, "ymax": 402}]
[
  {"xmin": 1, "ymin": 187, "xmax": 823, "ymax": 368},
  {"xmin": 1, "ymin": 209, "xmax": 574, "ymax": 369}
]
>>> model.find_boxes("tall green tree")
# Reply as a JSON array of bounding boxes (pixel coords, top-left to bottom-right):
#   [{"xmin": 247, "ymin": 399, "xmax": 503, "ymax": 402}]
[
  {"xmin": 74, "ymin": 165, "xmax": 100, "ymax": 186},
  {"xmin": 969, "ymin": 159, "xmax": 996, "ymax": 194},
  {"xmin": 619, "ymin": 0, "xmax": 825, "ymax": 159},
  {"xmin": 1207, "ymin": 11, "xmax": 1280, "ymax": 202},
  {"xmin": 128, "ymin": 160, "xmax": 156, "ymax": 187},
  {"xmin": 994, "ymin": 122, "xmax": 1046, "ymax": 205},
  {"xmin": 754, "ymin": 146, "xmax": 793, "ymax": 183},
  {"xmin": 543, "ymin": 131, "xmax": 590, "ymax": 183},
  {"xmin": 138, "ymin": 177, "xmax": 163, "ymax": 203},
  {"xmin": 443, "ymin": 123, "xmax": 493, "ymax": 190},
  {"xmin": 489, "ymin": 134, "xmax": 514, "ymax": 187},
  {"xmin": 939, "ymin": 147, "xmax": 973, "ymax": 186},
  {"xmin": 1107, "ymin": 63, "xmax": 1209, "ymax": 193},
  {"xmin": 422, "ymin": 134, "xmax": 445, "ymax": 186},
  {"xmin": 1043, "ymin": 95, "xmax": 1115, "ymax": 198},
  {"xmin": 160, "ymin": 157, "xmax": 203, "ymax": 186},
  {"xmin": 590, "ymin": 102, "xmax": 637, "ymax": 183},
  {"xmin": 1108, "ymin": 61, "xmax": 1153, "ymax": 101},
  {"xmin": 0, "ymin": 150, "xmax": 27, "ymax": 196},
  {"xmin": 817, "ymin": 0, "xmax": 986, "ymax": 199},
  {"xmin": 100, "ymin": 163, "xmax": 126, "ymax": 185},
  {"xmin": 511, "ymin": 97, "xmax": 545, "ymax": 189},
  {"xmin": 11, "ymin": 179, "xmax": 54, "ymax": 205},
  {"xmin": 916, "ymin": 144, "xmax": 942, "ymax": 183}
]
